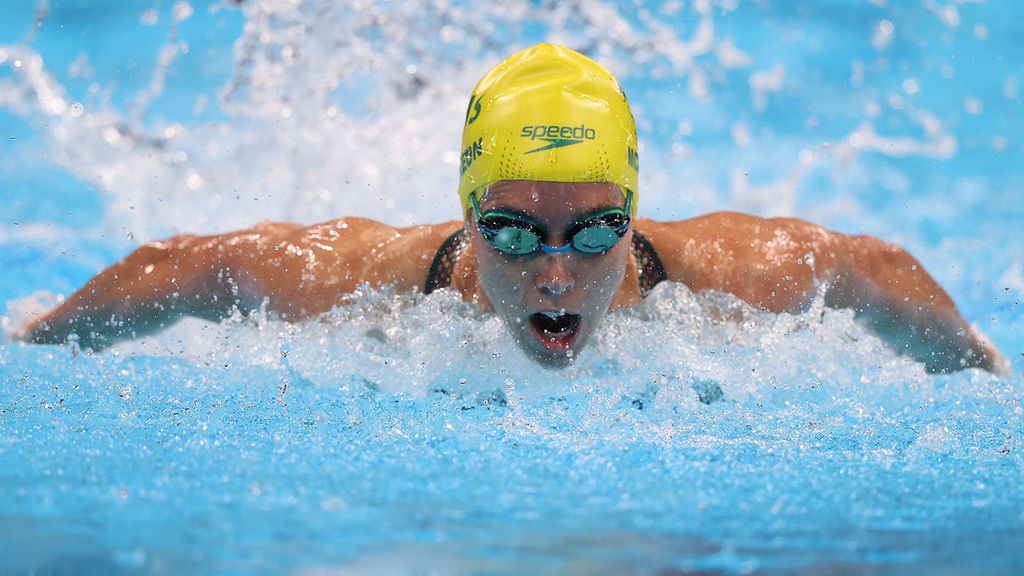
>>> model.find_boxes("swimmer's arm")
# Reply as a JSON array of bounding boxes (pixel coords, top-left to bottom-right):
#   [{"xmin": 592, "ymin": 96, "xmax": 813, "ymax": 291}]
[
  {"xmin": 17, "ymin": 230, "xmax": 270, "ymax": 350},
  {"xmin": 18, "ymin": 219, "xmax": 459, "ymax": 351},
  {"xmin": 825, "ymin": 234, "xmax": 1009, "ymax": 374},
  {"xmin": 639, "ymin": 215, "xmax": 1007, "ymax": 374}
]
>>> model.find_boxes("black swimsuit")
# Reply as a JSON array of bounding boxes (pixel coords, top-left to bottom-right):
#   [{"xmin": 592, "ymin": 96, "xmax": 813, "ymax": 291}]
[{"xmin": 423, "ymin": 228, "xmax": 667, "ymax": 296}]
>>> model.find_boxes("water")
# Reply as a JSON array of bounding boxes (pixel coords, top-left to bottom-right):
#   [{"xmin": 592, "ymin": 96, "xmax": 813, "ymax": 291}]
[{"xmin": 1, "ymin": 0, "xmax": 1023, "ymax": 573}]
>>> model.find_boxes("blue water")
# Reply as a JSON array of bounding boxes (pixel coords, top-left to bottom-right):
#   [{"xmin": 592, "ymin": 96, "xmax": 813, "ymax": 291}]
[{"xmin": 1, "ymin": 0, "xmax": 1023, "ymax": 574}]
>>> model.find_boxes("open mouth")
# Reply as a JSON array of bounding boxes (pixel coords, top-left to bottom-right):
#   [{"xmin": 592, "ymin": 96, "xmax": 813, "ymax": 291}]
[{"xmin": 528, "ymin": 310, "xmax": 582, "ymax": 351}]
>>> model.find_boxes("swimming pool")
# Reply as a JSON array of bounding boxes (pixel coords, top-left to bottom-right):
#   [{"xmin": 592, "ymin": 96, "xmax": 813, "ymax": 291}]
[{"xmin": 1, "ymin": 0, "xmax": 1022, "ymax": 573}]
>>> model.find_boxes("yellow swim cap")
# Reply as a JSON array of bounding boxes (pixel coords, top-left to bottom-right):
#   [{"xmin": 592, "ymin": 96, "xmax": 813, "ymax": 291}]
[{"xmin": 457, "ymin": 43, "xmax": 639, "ymax": 217}]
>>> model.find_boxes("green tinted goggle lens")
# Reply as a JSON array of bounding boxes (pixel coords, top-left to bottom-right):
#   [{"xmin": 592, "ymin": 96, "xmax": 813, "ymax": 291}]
[
  {"xmin": 571, "ymin": 225, "xmax": 622, "ymax": 253},
  {"xmin": 492, "ymin": 225, "xmax": 540, "ymax": 254},
  {"xmin": 471, "ymin": 191, "xmax": 632, "ymax": 256}
]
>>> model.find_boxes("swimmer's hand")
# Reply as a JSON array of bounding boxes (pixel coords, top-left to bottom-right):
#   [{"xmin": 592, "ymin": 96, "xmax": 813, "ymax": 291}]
[
  {"xmin": 969, "ymin": 325, "xmax": 1012, "ymax": 376},
  {"xmin": 6, "ymin": 291, "xmax": 60, "ymax": 343}
]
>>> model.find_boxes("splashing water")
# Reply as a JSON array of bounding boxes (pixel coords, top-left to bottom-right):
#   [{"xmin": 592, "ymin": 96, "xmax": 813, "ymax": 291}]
[{"xmin": 1, "ymin": 0, "xmax": 1023, "ymax": 573}]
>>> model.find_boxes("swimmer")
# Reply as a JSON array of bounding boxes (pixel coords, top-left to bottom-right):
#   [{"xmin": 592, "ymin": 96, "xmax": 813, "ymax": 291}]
[{"xmin": 17, "ymin": 43, "xmax": 1008, "ymax": 374}]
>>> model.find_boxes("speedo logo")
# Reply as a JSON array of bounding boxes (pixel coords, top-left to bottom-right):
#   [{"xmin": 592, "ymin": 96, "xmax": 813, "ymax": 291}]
[{"xmin": 520, "ymin": 125, "xmax": 597, "ymax": 154}]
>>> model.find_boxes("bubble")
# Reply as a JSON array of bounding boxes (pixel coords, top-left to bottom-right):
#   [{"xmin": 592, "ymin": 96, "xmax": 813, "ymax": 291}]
[
  {"xmin": 730, "ymin": 122, "xmax": 752, "ymax": 148},
  {"xmin": 102, "ymin": 126, "xmax": 122, "ymax": 145},
  {"xmin": 872, "ymin": 20, "xmax": 895, "ymax": 51},
  {"xmin": 172, "ymin": 1, "xmax": 193, "ymax": 22},
  {"xmin": 1005, "ymin": 79, "xmax": 1019, "ymax": 100}
]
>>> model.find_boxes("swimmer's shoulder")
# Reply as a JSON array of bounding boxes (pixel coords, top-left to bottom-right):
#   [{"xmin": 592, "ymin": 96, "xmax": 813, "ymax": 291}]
[
  {"xmin": 634, "ymin": 212, "xmax": 841, "ymax": 296},
  {"xmin": 219, "ymin": 217, "xmax": 465, "ymax": 296},
  {"xmin": 304, "ymin": 217, "xmax": 466, "ymax": 291},
  {"xmin": 297, "ymin": 217, "xmax": 463, "ymax": 252},
  {"xmin": 634, "ymin": 211, "xmax": 767, "ymax": 258},
  {"xmin": 208, "ymin": 217, "xmax": 460, "ymax": 256},
  {"xmin": 636, "ymin": 211, "xmax": 835, "ymax": 253}
]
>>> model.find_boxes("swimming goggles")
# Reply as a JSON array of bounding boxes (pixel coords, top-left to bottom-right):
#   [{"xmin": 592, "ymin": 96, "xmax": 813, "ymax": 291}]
[{"xmin": 470, "ymin": 189, "xmax": 632, "ymax": 255}]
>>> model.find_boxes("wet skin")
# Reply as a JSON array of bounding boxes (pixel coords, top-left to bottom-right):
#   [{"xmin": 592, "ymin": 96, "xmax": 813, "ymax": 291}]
[
  {"xmin": 468, "ymin": 181, "xmax": 633, "ymax": 368},
  {"xmin": 18, "ymin": 180, "xmax": 1009, "ymax": 374}
]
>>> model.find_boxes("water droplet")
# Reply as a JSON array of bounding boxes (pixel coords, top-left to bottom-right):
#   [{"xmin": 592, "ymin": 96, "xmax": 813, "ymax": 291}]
[{"xmin": 172, "ymin": 1, "xmax": 194, "ymax": 22}]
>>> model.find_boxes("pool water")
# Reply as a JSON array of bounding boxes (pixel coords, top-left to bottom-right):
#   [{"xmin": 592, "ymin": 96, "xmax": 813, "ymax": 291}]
[{"xmin": 1, "ymin": 0, "xmax": 1023, "ymax": 573}]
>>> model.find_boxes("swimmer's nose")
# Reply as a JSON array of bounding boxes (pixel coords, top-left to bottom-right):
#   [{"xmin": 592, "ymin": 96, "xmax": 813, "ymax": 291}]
[{"xmin": 535, "ymin": 254, "xmax": 575, "ymax": 297}]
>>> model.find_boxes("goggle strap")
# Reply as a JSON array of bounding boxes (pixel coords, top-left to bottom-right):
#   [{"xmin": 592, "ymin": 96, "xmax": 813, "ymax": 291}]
[{"xmin": 469, "ymin": 190, "xmax": 482, "ymax": 218}]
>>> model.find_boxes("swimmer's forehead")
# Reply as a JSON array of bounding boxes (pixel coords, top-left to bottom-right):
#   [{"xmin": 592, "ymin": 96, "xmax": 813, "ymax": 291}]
[{"xmin": 479, "ymin": 181, "xmax": 624, "ymax": 215}]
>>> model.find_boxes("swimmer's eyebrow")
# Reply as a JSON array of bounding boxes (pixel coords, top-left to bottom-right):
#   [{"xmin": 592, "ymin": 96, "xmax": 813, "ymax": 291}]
[
  {"xmin": 568, "ymin": 204, "xmax": 628, "ymax": 227},
  {"xmin": 482, "ymin": 205, "xmax": 538, "ymax": 221},
  {"xmin": 484, "ymin": 204, "xmax": 624, "ymax": 226}
]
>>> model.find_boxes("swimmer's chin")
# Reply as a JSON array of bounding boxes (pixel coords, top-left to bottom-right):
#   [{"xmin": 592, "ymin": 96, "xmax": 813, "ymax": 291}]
[
  {"xmin": 530, "ymin": 351, "xmax": 577, "ymax": 370},
  {"xmin": 515, "ymin": 339, "xmax": 580, "ymax": 369}
]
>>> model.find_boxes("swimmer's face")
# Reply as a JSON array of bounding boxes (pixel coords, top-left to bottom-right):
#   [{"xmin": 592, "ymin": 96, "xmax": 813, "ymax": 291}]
[{"xmin": 469, "ymin": 181, "xmax": 630, "ymax": 368}]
